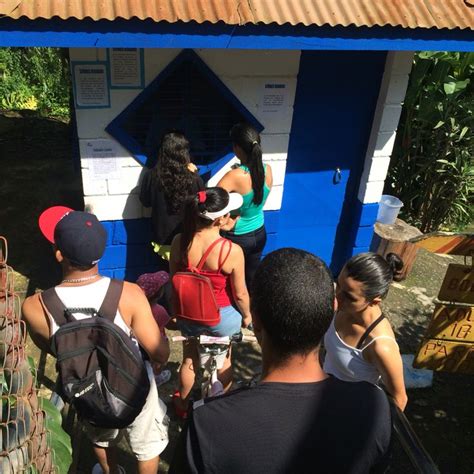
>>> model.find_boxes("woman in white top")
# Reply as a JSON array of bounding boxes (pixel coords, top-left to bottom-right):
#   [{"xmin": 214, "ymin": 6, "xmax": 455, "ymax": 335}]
[{"xmin": 324, "ymin": 252, "xmax": 408, "ymax": 411}]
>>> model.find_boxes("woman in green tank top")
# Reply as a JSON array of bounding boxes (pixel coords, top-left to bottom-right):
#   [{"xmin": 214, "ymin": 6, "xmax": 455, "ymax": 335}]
[{"xmin": 217, "ymin": 123, "xmax": 273, "ymax": 288}]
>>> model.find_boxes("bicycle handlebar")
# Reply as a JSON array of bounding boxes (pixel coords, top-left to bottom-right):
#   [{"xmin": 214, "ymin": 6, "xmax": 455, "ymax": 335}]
[{"xmin": 171, "ymin": 333, "xmax": 257, "ymax": 344}]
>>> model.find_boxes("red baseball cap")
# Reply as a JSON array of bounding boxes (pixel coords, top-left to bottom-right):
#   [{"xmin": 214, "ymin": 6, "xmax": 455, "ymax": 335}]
[{"xmin": 38, "ymin": 206, "xmax": 107, "ymax": 266}]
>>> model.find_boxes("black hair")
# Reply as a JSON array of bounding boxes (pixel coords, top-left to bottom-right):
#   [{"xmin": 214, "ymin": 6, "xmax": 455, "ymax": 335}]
[
  {"xmin": 230, "ymin": 123, "xmax": 265, "ymax": 205},
  {"xmin": 251, "ymin": 248, "xmax": 335, "ymax": 358},
  {"xmin": 179, "ymin": 187, "xmax": 230, "ymax": 268},
  {"xmin": 344, "ymin": 252, "xmax": 404, "ymax": 301},
  {"xmin": 154, "ymin": 131, "xmax": 196, "ymax": 214}
]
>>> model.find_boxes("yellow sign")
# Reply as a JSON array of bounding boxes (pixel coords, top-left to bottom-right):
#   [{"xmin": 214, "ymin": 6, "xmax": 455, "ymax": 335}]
[
  {"xmin": 423, "ymin": 303, "xmax": 473, "ymax": 342},
  {"xmin": 414, "ymin": 339, "xmax": 474, "ymax": 374},
  {"xmin": 438, "ymin": 264, "xmax": 474, "ymax": 305}
]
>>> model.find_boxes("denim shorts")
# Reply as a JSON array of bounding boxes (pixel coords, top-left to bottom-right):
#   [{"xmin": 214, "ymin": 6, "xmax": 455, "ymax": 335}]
[{"xmin": 177, "ymin": 305, "xmax": 242, "ymax": 337}]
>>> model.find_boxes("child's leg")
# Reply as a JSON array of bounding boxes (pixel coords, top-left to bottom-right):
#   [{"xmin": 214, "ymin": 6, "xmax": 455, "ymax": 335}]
[
  {"xmin": 177, "ymin": 340, "xmax": 199, "ymax": 406},
  {"xmin": 217, "ymin": 345, "xmax": 233, "ymax": 392}
]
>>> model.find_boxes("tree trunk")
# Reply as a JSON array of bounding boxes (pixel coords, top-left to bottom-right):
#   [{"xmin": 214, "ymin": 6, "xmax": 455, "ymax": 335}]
[{"xmin": 370, "ymin": 218, "xmax": 422, "ymax": 281}]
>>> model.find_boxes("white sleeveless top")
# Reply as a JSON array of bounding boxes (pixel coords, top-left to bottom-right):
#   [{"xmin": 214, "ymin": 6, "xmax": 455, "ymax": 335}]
[
  {"xmin": 323, "ymin": 316, "xmax": 398, "ymax": 385},
  {"xmin": 49, "ymin": 278, "xmax": 134, "ymax": 345}
]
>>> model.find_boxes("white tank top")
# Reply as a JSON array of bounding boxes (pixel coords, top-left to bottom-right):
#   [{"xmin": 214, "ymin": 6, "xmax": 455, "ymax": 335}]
[
  {"xmin": 49, "ymin": 278, "xmax": 134, "ymax": 344},
  {"xmin": 323, "ymin": 317, "xmax": 398, "ymax": 385}
]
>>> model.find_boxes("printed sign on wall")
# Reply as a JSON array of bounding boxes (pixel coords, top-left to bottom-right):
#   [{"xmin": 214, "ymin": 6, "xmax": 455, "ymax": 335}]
[
  {"xmin": 82, "ymin": 139, "xmax": 121, "ymax": 181},
  {"xmin": 72, "ymin": 62, "xmax": 110, "ymax": 108},
  {"xmin": 109, "ymin": 48, "xmax": 144, "ymax": 89},
  {"xmin": 260, "ymin": 82, "xmax": 288, "ymax": 114}
]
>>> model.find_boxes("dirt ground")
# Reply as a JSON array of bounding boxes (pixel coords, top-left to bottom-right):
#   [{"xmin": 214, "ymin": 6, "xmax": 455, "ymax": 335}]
[{"xmin": 1, "ymin": 113, "xmax": 473, "ymax": 473}]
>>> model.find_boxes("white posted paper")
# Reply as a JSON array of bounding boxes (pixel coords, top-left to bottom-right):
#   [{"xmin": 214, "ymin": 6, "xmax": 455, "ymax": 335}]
[
  {"xmin": 110, "ymin": 48, "xmax": 142, "ymax": 87},
  {"xmin": 83, "ymin": 140, "xmax": 121, "ymax": 180},
  {"xmin": 73, "ymin": 64, "xmax": 109, "ymax": 107},
  {"xmin": 260, "ymin": 82, "xmax": 288, "ymax": 113}
]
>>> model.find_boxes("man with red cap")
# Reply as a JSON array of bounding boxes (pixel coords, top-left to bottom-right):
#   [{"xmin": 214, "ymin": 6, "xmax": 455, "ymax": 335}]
[{"xmin": 22, "ymin": 206, "xmax": 170, "ymax": 474}]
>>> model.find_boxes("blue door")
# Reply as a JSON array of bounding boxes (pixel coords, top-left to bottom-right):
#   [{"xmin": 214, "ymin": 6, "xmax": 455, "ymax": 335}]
[{"xmin": 267, "ymin": 51, "xmax": 386, "ymax": 272}]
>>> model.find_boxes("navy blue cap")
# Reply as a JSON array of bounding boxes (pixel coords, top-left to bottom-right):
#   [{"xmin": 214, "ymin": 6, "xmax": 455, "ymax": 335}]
[{"xmin": 39, "ymin": 207, "xmax": 107, "ymax": 267}]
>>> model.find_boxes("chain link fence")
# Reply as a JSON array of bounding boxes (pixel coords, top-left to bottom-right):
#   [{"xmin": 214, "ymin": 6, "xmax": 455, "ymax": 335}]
[{"xmin": 1, "ymin": 236, "xmax": 55, "ymax": 473}]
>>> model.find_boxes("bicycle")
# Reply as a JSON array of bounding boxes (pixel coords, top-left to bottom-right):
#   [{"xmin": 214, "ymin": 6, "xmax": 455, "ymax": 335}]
[{"xmin": 171, "ymin": 332, "xmax": 257, "ymax": 400}]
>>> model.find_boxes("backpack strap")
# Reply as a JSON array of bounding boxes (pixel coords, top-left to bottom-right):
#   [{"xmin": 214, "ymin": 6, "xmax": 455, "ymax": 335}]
[
  {"xmin": 196, "ymin": 238, "xmax": 226, "ymax": 271},
  {"xmin": 98, "ymin": 278, "xmax": 124, "ymax": 322},
  {"xmin": 40, "ymin": 288, "xmax": 68, "ymax": 327},
  {"xmin": 217, "ymin": 239, "xmax": 232, "ymax": 272},
  {"xmin": 356, "ymin": 314, "xmax": 386, "ymax": 349}
]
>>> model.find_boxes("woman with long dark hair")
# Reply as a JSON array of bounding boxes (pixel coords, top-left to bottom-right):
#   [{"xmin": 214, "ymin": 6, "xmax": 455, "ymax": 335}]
[
  {"xmin": 324, "ymin": 252, "xmax": 408, "ymax": 411},
  {"xmin": 139, "ymin": 131, "xmax": 204, "ymax": 249},
  {"xmin": 217, "ymin": 123, "xmax": 273, "ymax": 287},
  {"xmin": 169, "ymin": 187, "xmax": 252, "ymax": 415}
]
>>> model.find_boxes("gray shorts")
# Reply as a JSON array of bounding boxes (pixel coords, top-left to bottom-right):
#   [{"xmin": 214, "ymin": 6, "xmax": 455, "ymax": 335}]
[{"xmin": 83, "ymin": 363, "xmax": 169, "ymax": 461}]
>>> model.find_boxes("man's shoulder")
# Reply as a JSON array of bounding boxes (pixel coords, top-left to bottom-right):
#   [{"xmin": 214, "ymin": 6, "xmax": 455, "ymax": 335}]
[
  {"xmin": 21, "ymin": 292, "xmax": 43, "ymax": 319},
  {"xmin": 192, "ymin": 385, "xmax": 256, "ymax": 418},
  {"xmin": 118, "ymin": 280, "xmax": 147, "ymax": 307},
  {"xmin": 328, "ymin": 377, "xmax": 390, "ymax": 407}
]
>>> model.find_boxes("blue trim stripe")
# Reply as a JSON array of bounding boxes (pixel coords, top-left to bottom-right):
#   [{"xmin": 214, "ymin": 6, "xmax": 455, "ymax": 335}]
[{"xmin": 0, "ymin": 19, "xmax": 473, "ymax": 51}]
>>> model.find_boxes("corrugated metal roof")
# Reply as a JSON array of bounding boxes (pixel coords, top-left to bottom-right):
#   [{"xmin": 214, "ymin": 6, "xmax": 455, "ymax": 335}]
[{"xmin": 1, "ymin": 0, "xmax": 473, "ymax": 30}]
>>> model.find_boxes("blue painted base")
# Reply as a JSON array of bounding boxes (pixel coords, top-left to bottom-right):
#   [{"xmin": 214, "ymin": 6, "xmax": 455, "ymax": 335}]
[{"xmin": 99, "ymin": 219, "xmax": 159, "ymax": 281}]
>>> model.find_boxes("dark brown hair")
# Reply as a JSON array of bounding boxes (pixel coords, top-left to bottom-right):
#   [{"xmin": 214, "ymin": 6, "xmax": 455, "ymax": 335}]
[{"xmin": 230, "ymin": 123, "xmax": 265, "ymax": 205}]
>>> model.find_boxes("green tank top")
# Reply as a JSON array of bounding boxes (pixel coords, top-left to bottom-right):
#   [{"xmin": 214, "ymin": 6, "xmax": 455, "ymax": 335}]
[{"xmin": 234, "ymin": 165, "xmax": 270, "ymax": 235}]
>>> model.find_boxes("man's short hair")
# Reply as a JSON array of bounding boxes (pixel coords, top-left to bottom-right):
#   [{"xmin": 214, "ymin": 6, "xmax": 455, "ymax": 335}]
[{"xmin": 251, "ymin": 248, "xmax": 334, "ymax": 358}]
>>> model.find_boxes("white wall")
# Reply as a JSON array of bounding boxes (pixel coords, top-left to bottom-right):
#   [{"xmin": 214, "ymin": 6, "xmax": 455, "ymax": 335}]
[
  {"xmin": 70, "ymin": 48, "xmax": 301, "ymax": 220},
  {"xmin": 357, "ymin": 51, "xmax": 414, "ymax": 204}
]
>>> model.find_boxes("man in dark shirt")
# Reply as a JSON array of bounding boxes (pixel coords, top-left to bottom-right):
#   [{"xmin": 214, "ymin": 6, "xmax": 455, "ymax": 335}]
[{"xmin": 170, "ymin": 248, "xmax": 391, "ymax": 474}]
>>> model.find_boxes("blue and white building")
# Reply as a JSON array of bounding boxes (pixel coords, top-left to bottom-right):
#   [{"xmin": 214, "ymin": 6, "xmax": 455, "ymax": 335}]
[{"xmin": 1, "ymin": 1, "xmax": 472, "ymax": 279}]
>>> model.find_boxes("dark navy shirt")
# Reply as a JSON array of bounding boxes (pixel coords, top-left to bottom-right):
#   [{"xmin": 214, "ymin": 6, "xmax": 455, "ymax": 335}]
[{"xmin": 170, "ymin": 377, "xmax": 391, "ymax": 474}]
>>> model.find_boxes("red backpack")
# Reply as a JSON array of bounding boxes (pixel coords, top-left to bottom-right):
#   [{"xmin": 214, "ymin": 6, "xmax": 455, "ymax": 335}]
[{"xmin": 172, "ymin": 238, "xmax": 232, "ymax": 326}]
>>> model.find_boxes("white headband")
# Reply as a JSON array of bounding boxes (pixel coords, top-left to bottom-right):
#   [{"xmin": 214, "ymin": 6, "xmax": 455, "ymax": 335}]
[{"xmin": 199, "ymin": 192, "xmax": 243, "ymax": 220}]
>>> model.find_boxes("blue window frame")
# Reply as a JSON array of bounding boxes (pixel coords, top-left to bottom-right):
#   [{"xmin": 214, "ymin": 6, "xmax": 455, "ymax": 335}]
[{"xmin": 106, "ymin": 49, "xmax": 263, "ymax": 176}]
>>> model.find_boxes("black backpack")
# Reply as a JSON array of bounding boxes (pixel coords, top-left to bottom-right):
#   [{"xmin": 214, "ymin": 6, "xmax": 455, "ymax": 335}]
[{"xmin": 41, "ymin": 279, "xmax": 150, "ymax": 429}]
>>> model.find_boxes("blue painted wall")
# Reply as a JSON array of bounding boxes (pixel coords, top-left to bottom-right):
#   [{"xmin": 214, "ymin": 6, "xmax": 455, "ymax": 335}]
[
  {"xmin": 266, "ymin": 50, "xmax": 386, "ymax": 272},
  {"xmin": 99, "ymin": 219, "xmax": 158, "ymax": 281},
  {"xmin": 99, "ymin": 50, "xmax": 386, "ymax": 280},
  {"xmin": 99, "ymin": 51, "xmax": 385, "ymax": 279}
]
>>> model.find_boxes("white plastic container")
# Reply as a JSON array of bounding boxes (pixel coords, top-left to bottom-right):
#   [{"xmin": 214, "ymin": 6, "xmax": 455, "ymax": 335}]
[{"xmin": 376, "ymin": 195, "xmax": 403, "ymax": 224}]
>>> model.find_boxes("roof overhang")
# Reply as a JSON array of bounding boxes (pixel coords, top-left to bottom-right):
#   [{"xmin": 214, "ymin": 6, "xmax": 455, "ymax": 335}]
[
  {"xmin": 1, "ymin": 0, "xmax": 473, "ymax": 30},
  {"xmin": 0, "ymin": 18, "xmax": 473, "ymax": 51}
]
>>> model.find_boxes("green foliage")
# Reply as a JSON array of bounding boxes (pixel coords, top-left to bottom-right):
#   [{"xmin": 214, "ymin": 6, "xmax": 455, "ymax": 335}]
[
  {"xmin": 27, "ymin": 357, "xmax": 72, "ymax": 473},
  {"xmin": 39, "ymin": 398, "xmax": 73, "ymax": 474},
  {"xmin": 0, "ymin": 47, "xmax": 70, "ymax": 117},
  {"xmin": 387, "ymin": 51, "xmax": 474, "ymax": 232}
]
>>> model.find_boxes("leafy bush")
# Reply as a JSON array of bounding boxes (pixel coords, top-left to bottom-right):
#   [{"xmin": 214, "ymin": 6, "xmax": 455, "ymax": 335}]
[
  {"xmin": 0, "ymin": 47, "xmax": 70, "ymax": 118},
  {"xmin": 386, "ymin": 52, "xmax": 473, "ymax": 232}
]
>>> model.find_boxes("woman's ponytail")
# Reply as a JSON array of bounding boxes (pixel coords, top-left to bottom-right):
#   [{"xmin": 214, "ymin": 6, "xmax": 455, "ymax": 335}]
[
  {"xmin": 180, "ymin": 195, "xmax": 200, "ymax": 267},
  {"xmin": 179, "ymin": 188, "xmax": 233, "ymax": 268},
  {"xmin": 385, "ymin": 252, "xmax": 404, "ymax": 282},
  {"xmin": 345, "ymin": 251, "xmax": 404, "ymax": 300},
  {"xmin": 230, "ymin": 123, "xmax": 265, "ymax": 205},
  {"xmin": 248, "ymin": 141, "xmax": 265, "ymax": 205}
]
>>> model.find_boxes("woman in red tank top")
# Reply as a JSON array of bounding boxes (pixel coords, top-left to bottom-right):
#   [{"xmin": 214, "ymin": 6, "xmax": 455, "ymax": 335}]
[{"xmin": 170, "ymin": 187, "xmax": 252, "ymax": 414}]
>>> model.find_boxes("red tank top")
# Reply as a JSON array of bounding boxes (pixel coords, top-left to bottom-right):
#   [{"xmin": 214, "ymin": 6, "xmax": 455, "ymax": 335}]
[{"xmin": 186, "ymin": 238, "xmax": 233, "ymax": 308}]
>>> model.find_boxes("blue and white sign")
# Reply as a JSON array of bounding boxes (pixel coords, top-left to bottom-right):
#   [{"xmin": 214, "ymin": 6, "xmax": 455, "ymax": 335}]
[{"xmin": 72, "ymin": 62, "xmax": 110, "ymax": 108}]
